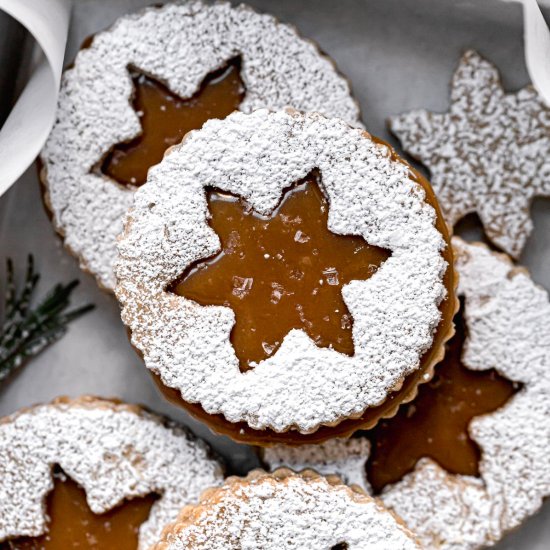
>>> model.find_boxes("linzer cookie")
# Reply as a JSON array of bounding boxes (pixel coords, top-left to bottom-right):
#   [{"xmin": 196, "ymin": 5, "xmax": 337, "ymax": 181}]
[
  {"xmin": 152, "ymin": 469, "xmax": 422, "ymax": 549},
  {"xmin": 115, "ymin": 109, "xmax": 456, "ymax": 444},
  {"xmin": 389, "ymin": 50, "xmax": 550, "ymax": 258},
  {"xmin": 262, "ymin": 238, "xmax": 550, "ymax": 549},
  {"xmin": 0, "ymin": 396, "xmax": 223, "ymax": 549},
  {"xmin": 40, "ymin": 1, "xmax": 362, "ymax": 291}
]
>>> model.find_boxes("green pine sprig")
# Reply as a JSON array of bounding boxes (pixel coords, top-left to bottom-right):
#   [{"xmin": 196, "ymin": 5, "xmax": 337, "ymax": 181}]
[{"xmin": 0, "ymin": 255, "xmax": 94, "ymax": 382}]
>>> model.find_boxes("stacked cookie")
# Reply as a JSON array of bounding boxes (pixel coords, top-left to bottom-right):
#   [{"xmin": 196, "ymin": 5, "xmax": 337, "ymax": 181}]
[{"xmin": 2, "ymin": 2, "xmax": 549, "ymax": 549}]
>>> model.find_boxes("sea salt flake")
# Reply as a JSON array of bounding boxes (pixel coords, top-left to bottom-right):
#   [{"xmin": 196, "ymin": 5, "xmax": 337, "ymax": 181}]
[
  {"xmin": 232, "ymin": 276, "xmax": 253, "ymax": 298},
  {"xmin": 270, "ymin": 283, "xmax": 286, "ymax": 304},
  {"xmin": 262, "ymin": 341, "xmax": 278, "ymax": 355},
  {"xmin": 341, "ymin": 314, "xmax": 351, "ymax": 330},
  {"xmin": 294, "ymin": 230, "xmax": 310, "ymax": 243},
  {"xmin": 323, "ymin": 267, "xmax": 339, "ymax": 286},
  {"xmin": 226, "ymin": 230, "xmax": 240, "ymax": 252}
]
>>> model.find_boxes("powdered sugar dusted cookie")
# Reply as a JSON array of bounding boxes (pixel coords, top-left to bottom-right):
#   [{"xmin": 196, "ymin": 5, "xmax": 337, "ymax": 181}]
[
  {"xmin": 262, "ymin": 238, "xmax": 550, "ymax": 549},
  {"xmin": 40, "ymin": 1, "xmax": 362, "ymax": 291},
  {"xmin": 0, "ymin": 396, "xmax": 223, "ymax": 549},
  {"xmin": 153, "ymin": 469, "xmax": 422, "ymax": 549},
  {"xmin": 389, "ymin": 50, "xmax": 550, "ymax": 258},
  {"xmin": 115, "ymin": 109, "xmax": 455, "ymax": 440}
]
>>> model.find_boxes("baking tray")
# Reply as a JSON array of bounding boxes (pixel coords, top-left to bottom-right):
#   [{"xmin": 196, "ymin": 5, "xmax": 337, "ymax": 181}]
[{"xmin": 0, "ymin": 1, "xmax": 549, "ymax": 547}]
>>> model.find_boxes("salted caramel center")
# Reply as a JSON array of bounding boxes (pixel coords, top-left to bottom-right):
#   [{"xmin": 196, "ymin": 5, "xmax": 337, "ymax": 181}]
[
  {"xmin": 4, "ymin": 469, "xmax": 156, "ymax": 549},
  {"xmin": 101, "ymin": 58, "xmax": 245, "ymax": 186},
  {"xmin": 170, "ymin": 173, "xmax": 391, "ymax": 371},
  {"xmin": 365, "ymin": 301, "xmax": 519, "ymax": 493}
]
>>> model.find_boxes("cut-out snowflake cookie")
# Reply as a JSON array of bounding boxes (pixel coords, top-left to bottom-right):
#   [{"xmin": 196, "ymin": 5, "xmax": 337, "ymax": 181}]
[{"xmin": 389, "ymin": 50, "xmax": 550, "ymax": 258}]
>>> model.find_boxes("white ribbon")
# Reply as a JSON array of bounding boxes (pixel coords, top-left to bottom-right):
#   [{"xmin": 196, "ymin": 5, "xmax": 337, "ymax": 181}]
[
  {"xmin": 516, "ymin": 0, "xmax": 550, "ymax": 105},
  {"xmin": 0, "ymin": 0, "xmax": 71, "ymax": 196}
]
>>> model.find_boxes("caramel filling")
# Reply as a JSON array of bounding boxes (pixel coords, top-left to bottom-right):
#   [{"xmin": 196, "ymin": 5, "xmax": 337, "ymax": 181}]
[
  {"xmin": 169, "ymin": 173, "xmax": 391, "ymax": 371},
  {"xmin": 101, "ymin": 58, "xmax": 245, "ymax": 187},
  {"xmin": 365, "ymin": 301, "xmax": 519, "ymax": 493},
  {"xmin": 5, "ymin": 471, "xmax": 156, "ymax": 550},
  {"xmin": 4, "ymin": 469, "xmax": 156, "ymax": 549}
]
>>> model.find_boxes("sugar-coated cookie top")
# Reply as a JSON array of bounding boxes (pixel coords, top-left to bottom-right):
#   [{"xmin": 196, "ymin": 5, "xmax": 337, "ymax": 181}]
[
  {"xmin": 0, "ymin": 397, "xmax": 223, "ymax": 549},
  {"xmin": 41, "ymin": 1, "xmax": 361, "ymax": 290},
  {"xmin": 153, "ymin": 470, "xmax": 421, "ymax": 549}
]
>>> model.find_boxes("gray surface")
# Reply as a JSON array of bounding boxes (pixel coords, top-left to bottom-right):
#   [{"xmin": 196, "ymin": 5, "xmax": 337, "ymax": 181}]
[{"xmin": 0, "ymin": 0, "xmax": 549, "ymax": 547}]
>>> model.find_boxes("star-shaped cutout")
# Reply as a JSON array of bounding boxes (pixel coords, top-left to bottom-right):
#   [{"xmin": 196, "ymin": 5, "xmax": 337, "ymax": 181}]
[
  {"xmin": 101, "ymin": 57, "xmax": 245, "ymax": 187},
  {"xmin": 169, "ymin": 173, "xmax": 391, "ymax": 372},
  {"xmin": 263, "ymin": 300, "xmax": 520, "ymax": 495},
  {"xmin": 389, "ymin": 50, "xmax": 550, "ymax": 258},
  {"xmin": 365, "ymin": 300, "xmax": 519, "ymax": 493},
  {"xmin": 5, "ymin": 468, "xmax": 156, "ymax": 549}
]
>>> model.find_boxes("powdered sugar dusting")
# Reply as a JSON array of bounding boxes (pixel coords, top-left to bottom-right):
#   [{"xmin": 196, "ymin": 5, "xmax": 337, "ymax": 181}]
[
  {"xmin": 262, "ymin": 239, "xmax": 550, "ymax": 548},
  {"xmin": 0, "ymin": 397, "xmax": 223, "ymax": 549},
  {"xmin": 383, "ymin": 460, "xmax": 496, "ymax": 549},
  {"xmin": 153, "ymin": 470, "xmax": 421, "ymax": 549},
  {"xmin": 40, "ymin": 1, "xmax": 361, "ymax": 290},
  {"xmin": 115, "ymin": 109, "xmax": 447, "ymax": 433},
  {"xmin": 262, "ymin": 438, "xmax": 371, "ymax": 492},
  {"xmin": 389, "ymin": 50, "xmax": 550, "ymax": 258}
]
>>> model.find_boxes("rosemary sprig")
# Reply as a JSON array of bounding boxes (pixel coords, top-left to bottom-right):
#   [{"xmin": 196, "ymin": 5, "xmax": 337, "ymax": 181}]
[{"xmin": 0, "ymin": 255, "xmax": 94, "ymax": 382}]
